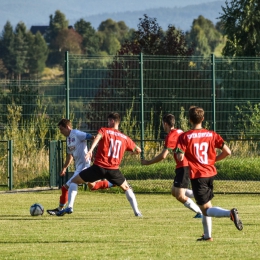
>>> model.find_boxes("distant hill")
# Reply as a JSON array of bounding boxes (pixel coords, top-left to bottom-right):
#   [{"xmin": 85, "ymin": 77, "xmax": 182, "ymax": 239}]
[
  {"xmin": 78, "ymin": 1, "xmax": 226, "ymax": 31},
  {"xmin": 1, "ymin": 0, "xmax": 227, "ymax": 32}
]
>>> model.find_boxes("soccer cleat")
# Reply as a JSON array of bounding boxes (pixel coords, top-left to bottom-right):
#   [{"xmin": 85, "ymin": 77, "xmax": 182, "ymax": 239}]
[
  {"xmin": 47, "ymin": 208, "xmax": 60, "ymax": 215},
  {"xmin": 230, "ymin": 208, "xmax": 243, "ymax": 231},
  {"xmin": 193, "ymin": 213, "xmax": 203, "ymax": 219},
  {"xmin": 197, "ymin": 235, "xmax": 213, "ymax": 242},
  {"xmin": 135, "ymin": 212, "xmax": 143, "ymax": 217},
  {"xmin": 56, "ymin": 207, "xmax": 73, "ymax": 216}
]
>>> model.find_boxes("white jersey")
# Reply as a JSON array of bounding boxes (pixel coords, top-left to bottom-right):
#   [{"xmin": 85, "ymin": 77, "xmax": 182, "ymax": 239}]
[{"xmin": 66, "ymin": 129, "xmax": 91, "ymax": 172}]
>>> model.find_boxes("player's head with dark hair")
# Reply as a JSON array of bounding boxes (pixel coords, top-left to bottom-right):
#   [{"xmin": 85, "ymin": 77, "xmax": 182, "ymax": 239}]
[
  {"xmin": 58, "ymin": 118, "xmax": 72, "ymax": 128},
  {"xmin": 189, "ymin": 106, "xmax": 204, "ymax": 124},
  {"xmin": 162, "ymin": 114, "xmax": 175, "ymax": 127},
  {"xmin": 57, "ymin": 119, "xmax": 72, "ymax": 137},
  {"xmin": 108, "ymin": 112, "xmax": 121, "ymax": 123}
]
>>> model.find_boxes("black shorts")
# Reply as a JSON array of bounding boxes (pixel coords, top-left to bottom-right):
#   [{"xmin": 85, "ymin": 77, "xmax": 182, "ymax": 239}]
[
  {"xmin": 172, "ymin": 166, "xmax": 190, "ymax": 188},
  {"xmin": 79, "ymin": 164, "xmax": 126, "ymax": 186},
  {"xmin": 190, "ymin": 177, "xmax": 215, "ymax": 205}
]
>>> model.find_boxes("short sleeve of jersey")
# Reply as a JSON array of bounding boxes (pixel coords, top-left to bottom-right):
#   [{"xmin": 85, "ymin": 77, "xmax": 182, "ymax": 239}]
[
  {"xmin": 94, "ymin": 127, "xmax": 137, "ymax": 169},
  {"xmin": 176, "ymin": 132, "xmax": 187, "ymax": 152},
  {"xmin": 74, "ymin": 129, "xmax": 88, "ymax": 141},
  {"xmin": 214, "ymin": 132, "xmax": 224, "ymax": 149},
  {"xmin": 164, "ymin": 129, "xmax": 183, "ymax": 151}
]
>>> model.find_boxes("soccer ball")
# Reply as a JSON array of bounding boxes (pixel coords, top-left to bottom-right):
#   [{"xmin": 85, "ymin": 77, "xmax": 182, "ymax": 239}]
[{"xmin": 30, "ymin": 203, "xmax": 44, "ymax": 216}]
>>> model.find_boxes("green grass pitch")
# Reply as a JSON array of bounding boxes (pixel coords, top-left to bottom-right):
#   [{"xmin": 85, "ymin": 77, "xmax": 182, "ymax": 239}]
[{"xmin": 0, "ymin": 190, "xmax": 258, "ymax": 259}]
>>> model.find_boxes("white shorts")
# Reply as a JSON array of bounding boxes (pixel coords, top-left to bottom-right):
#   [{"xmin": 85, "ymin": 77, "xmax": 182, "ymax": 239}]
[{"xmin": 66, "ymin": 164, "xmax": 90, "ymax": 186}]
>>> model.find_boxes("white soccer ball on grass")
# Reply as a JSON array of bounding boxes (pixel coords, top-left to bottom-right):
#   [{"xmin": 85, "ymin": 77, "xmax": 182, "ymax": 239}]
[{"xmin": 30, "ymin": 203, "xmax": 44, "ymax": 216}]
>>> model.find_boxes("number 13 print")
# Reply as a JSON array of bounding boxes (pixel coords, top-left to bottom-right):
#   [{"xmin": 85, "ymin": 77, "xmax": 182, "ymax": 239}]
[{"xmin": 194, "ymin": 142, "xmax": 208, "ymax": 164}]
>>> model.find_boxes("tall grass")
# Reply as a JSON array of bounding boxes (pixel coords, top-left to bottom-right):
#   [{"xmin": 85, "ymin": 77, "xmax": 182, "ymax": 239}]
[{"xmin": 1, "ymin": 104, "xmax": 260, "ymax": 190}]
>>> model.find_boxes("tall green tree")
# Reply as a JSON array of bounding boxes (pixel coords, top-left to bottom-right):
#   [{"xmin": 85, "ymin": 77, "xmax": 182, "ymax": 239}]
[
  {"xmin": 0, "ymin": 21, "xmax": 15, "ymax": 77},
  {"xmin": 118, "ymin": 14, "xmax": 193, "ymax": 55},
  {"xmin": 13, "ymin": 22, "xmax": 28, "ymax": 79},
  {"xmin": 74, "ymin": 19, "xmax": 99, "ymax": 55},
  {"xmin": 45, "ymin": 10, "xmax": 69, "ymax": 44},
  {"xmin": 98, "ymin": 19, "xmax": 131, "ymax": 44},
  {"xmin": 97, "ymin": 19, "xmax": 134, "ymax": 55},
  {"xmin": 85, "ymin": 15, "xmax": 194, "ymax": 131},
  {"xmin": 219, "ymin": 0, "xmax": 260, "ymax": 56},
  {"xmin": 186, "ymin": 15, "xmax": 222, "ymax": 56},
  {"xmin": 45, "ymin": 10, "xmax": 69, "ymax": 65},
  {"xmin": 0, "ymin": 59, "xmax": 8, "ymax": 77},
  {"xmin": 26, "ymin": 31, "xmax": 48, "ymax": 76}
]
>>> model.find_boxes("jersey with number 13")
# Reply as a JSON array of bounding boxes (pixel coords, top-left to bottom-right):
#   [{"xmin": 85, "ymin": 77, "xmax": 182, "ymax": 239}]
[
  {"xmin": 94, "ymin": 127, "xmax": 137, "ymax": 169},
  {"xmin": 177, "ymin": 129, "xmax": 225, "ymax": 179}
]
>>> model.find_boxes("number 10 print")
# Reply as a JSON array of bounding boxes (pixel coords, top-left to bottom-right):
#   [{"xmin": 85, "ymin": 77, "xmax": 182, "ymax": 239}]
[{"xmin": 108, "ymin": 139, "xmax": 122, "ymax": 158}]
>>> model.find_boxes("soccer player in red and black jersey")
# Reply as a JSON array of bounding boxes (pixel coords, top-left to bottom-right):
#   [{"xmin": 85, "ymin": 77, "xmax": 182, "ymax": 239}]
[
  {"xmin": 176, "ymin": 106, "xmax": 243, "ymax": 241},
  {"xmin": 56, "ymin": 112, "xmax": 142, "ymax": 217},
  {"xmin": 141, "ymin": 114, "xmax": 202, "ymax": 218}
]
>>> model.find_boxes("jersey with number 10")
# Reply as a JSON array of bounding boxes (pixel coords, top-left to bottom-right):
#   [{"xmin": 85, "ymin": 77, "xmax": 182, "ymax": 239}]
[
  {"xmin": 177, "ymin": 129, "xmax": 225, "ymax": 179},
  {"xmin": 94, "ymin": 127, "xmax": 137, "ymax": 169}
]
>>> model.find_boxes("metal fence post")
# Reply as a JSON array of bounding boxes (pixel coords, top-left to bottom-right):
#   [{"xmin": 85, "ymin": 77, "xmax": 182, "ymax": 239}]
[
  {"xmin": 65, "ymin": 51, "xmax": 70, "ymax": 120},
  {"xmin": 7, "ymin": 140, "xmax": 13, "ymax": 190},
  {"xmin": 211, "ymin": 53, "xmax": 216, "ymax": 131},
  {"xmin": 139, "ymin": 53, "xmax": 144, "ymax": 159},
  {"xmin": 57, "ymin": 140, "xmax": 63, "ymax": 188}
]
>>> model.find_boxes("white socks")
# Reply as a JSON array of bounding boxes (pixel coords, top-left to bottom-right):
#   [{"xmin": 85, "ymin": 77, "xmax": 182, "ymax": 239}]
[
  {"xmin": 184, "ymin": 198, "xmax": 202, "ymax": 214},
  {"xmin": 125, "ymin": 189, "xmax": 141, "ymax": 216},
  {"xmin": 68, "ymin": 182, "xmax": 78, "ymax": 209},
  {"xmin": 207, "ymin": 207, "xmax": 230, "ymax": 218},
  {"xmin": 185, "ymin": 189, "xmax": 194, "ymax": 198},
  {"xmin": 202, "ymin": 215, "xmax": 212, "ymax": 239}
]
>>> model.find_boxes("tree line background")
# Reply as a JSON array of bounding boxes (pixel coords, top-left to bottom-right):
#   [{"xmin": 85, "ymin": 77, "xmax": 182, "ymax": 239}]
[
  {"xmin": 1, "ymin": 0, "xmax": 258, "ymax": 80},
  {"xmin": 0, "ymin": 0, "xmax": 260, "ymax": 138}
]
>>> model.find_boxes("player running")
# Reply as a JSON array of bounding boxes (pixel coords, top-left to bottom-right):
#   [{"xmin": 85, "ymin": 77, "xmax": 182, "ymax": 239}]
[
  {"xmin": 141, "ymin": 113, "xmax": 202, "ymax": 218},
  {"xmin": 176, "ymin": 106, "xmax": 243, "ymax": 241}
]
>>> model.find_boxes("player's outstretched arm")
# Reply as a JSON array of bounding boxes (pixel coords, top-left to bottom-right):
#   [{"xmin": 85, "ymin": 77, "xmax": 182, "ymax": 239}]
[
  {"xmin": 85, "ymin": 134, "xmax": 102, "ymax": 160},
  {"xmin": 129, "ymin": 145, "xmax": 141, "ymax": 155},
  {"xmin": 141, "ymin": 148, "xmax": 168, "ymax": 165}
]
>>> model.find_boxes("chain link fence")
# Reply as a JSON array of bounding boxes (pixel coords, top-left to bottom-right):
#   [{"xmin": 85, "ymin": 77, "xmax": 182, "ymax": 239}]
[{"xmin": 0, "ymin": 54, "xmax": 260, "ymax": 192}]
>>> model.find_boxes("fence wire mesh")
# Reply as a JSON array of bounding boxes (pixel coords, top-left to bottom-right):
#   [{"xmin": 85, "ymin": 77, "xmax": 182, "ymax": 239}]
[{"xmin": 0, "ymin": 54, "xmax": 260, "ymax": 192}]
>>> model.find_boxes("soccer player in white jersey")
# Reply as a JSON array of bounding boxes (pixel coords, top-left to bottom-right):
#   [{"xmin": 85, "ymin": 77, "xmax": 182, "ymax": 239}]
[{"xmin": 47, "ymin": 119, "xmax": 113, "ymax": 215}]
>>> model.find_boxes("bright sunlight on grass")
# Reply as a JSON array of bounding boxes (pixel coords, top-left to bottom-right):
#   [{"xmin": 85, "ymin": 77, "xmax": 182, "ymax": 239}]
[{"xmin": 0, "ymin": 190, "xmax": 258, "ymax": 259}]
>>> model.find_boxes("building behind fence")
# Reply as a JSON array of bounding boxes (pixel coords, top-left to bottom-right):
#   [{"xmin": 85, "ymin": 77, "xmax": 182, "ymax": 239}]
[{"xmin": 0, "ymin": 53, "xmax": 260, "ymax": 192}]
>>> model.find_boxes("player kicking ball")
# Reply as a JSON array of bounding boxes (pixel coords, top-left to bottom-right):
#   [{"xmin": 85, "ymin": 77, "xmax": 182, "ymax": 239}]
[
  {"xmin": 47, "ymin": 118, "xmax": 113, "ymax": 215},
  {"xmin": 55, "ymin": 112, "xmax": 142, "ymax": 217}
]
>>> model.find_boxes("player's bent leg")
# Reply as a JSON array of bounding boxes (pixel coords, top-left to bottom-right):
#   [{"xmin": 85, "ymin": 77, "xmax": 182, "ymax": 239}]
[
  {"xmin": 174, "ymin": 187, "xmax": 203, "ymax": 218},
  {"xmin": 171, "ymin": 186, "xmax": 176, "ymax": 197},
  {"xmin": 71, "ymin": 174, "xmax": 84, "ymax": 185},
  {"xmin": 90, "ymin": 180, "xmax": 114, "ymax": 190},
  {"xmin": 185, "ymin": 189, "xmax": 194, "ymax": 198},
  {"xmin": 174, "ymin": 187, "xmax": 188, "ymax": 203}
]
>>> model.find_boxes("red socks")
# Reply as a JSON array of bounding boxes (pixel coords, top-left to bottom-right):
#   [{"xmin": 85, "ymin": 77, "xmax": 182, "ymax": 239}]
[
  {"xmin": 91, "ymin": 180, "xmax": 110, "ymax": 190},
  {"xmin": 60, "ymin": 186, "xmax": 68, "ymax": 206}
]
